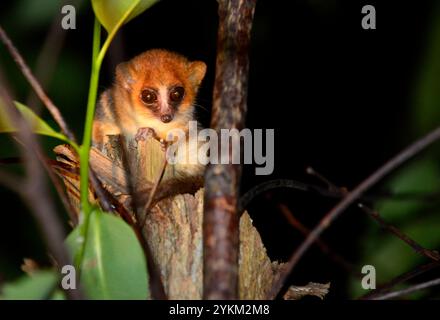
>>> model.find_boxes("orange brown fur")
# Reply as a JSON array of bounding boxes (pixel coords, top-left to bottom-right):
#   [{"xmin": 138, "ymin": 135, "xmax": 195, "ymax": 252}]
[
  {"xmin": 93, "ymin": 49, "xmax": 206, "ymax": 142},
  {"xmin": 92, "ymin": 49, "xmax": 207, "ymax": 180}
]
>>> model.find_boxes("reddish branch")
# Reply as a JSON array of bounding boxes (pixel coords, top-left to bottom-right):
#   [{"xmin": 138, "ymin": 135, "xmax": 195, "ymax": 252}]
[
  {"xmin": 238, "ymin": 178, "xmax": 440, "ymax": 215},
  {"xmin": 0, "ymin": 88, "xmax": 83, "ymax": 299},
  {"xmin": 203, "ymin": 0, "xmax": 256, "ymax": 299},
  {"xmin": 0, "ymin": 25, "xmax": 115, "ymax": 220},
  {"xmin": 277, "ymin": 203, "xmax": 361, "ymax": 278},
  {"xmin": 358, "ymin": 204, "xmax": 440, "ymax": 261},
  {"xmin": 24, "ymin": 138, "xmax": 78, "ymax": 225},
  {"xmin": 268, "ymin": 126, "xmax": 440, "ymax": 299},
  {"xmin": 307, "ymin": 167, "xmax": 440, "ymax": 261}
]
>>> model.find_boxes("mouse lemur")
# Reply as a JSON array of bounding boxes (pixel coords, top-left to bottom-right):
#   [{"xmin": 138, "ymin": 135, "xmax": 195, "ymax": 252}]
[{"xmin": 92, "ymin": 49, "xmax": 207, "ymax": 181}]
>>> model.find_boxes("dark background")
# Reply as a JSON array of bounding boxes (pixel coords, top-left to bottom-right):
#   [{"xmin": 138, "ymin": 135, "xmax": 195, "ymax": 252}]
[{"xmin": 1, "ymin": 0, "xmax": 440, "ymax": 299}]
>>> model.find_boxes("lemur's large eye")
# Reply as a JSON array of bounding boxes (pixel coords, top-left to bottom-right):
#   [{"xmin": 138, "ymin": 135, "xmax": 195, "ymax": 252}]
[
  {"xmin": 169, "ymin": 86, "xmax": 185, "ymax": 103},
  {"xmin": 140, "ymin": 89, "xmax": 157, "ymax": 104}
]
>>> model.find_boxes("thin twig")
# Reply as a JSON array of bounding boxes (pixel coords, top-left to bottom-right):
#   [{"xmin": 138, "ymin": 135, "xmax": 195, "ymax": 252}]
[
  {"xmin": 306, "ymin": 167, "xmax": 341, "ymax": 193},
  {"xmin": 360, "ymin": 260, "xmax": 440, "ymax": 300},
  {"xmin": 12, "ymin": 137, "xmax": 78, "ymax": 225},
  {"xmin": 89, "ymin": 170, "xmax": 116, "ymax": 214},
  {"xmin": 89, "ymin": 169, "xmax": 118, "ymax": 217},
  {"xmin": 36, "ymin": 149, "xmax": 78, "ymax": 225},
  {"xmin": 0, "ymin": 60, "xmax": 78, "ymax": 223},
  {"xmin": 0, "ymin": 88, "xmax": 83, "ymax": 299},
  {"xmin": 268, "ymin": 126, "xmax": 440, "ymax": 299},
  {"xmin": 369, "ymin": 265, "xmax": 440, "ymax": 299},
  {"xmin": 358, "ymin": 203, "xmax": 440, "ymax": 261},
  {"xmin": 238, "ymin": 179, "xmax": 440, "ymax": 216},
  {"xmin": 239, "ymin": 179, "xmax": 313, "ymax": 214},
  {"xmin": 0, "ymin": 25, "xmax": 75, "ymax": 141},
  {"xmin": 277, "ymin": 203, "xmax": 360, "ymax": 278},
  {"xmin": 308, "ymin": 167, "xmax": 440, "ymax": 261},
  {"xmin": 0, "ymin": 26, "xmax": 115, "ymax": 217},
  {"xmin": 372, "ymin": 277, "xmax": 440, "ymax": 300}
]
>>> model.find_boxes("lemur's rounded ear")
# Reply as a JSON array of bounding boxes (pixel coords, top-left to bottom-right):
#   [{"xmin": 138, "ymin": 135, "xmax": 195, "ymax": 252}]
[
  {"xmin": 115, "ymin": 62, "xmax": 135, "ymax": 91},
  {"xmin": 188, "ymin": 61, "xmax": 207, "ymax": 87}
]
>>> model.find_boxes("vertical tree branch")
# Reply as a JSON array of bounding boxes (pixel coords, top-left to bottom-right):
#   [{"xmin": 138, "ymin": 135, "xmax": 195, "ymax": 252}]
[{"xmin": 203, "ymin": 0, "xmax": 256, "ymax": 300}]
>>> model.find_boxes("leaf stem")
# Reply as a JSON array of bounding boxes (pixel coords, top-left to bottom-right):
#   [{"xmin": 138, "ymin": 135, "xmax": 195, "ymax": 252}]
[
  {"xmin": 76, "ymin": 17, "xmax": 101, "ymax": 270},
  {"xmin": 79, "ymin": 1, "xmax": 141, "ymax": 215},
  {"xmin": 76, "ymin": 0, "xmax": 142, "ymax": 272},
  {"xmin": 79, "ymin": 18, "xmax": 101, "ymax": 216}
]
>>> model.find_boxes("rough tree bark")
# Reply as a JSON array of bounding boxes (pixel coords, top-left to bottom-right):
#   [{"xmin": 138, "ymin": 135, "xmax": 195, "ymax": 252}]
[{"xmin": 203, "ymin": 0, "xmax": 257, "ymax": 300}]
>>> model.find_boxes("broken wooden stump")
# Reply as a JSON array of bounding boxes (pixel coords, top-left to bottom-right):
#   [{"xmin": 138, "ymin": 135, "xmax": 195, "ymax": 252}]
[{"xmin": 53, "ymin": 133, "xmax": 283, "ymax": 299}]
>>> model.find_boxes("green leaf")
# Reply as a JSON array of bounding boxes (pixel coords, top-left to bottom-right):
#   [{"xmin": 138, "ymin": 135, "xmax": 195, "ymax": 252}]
[
  {"xmin": 91, "ymin": 0, "xmax": 159, "ymax": 33},
  {"xmin": 66, "ymin": 210, "xmax": 149, "ymax": 299},
  {"xmin": 1, "ymin": 270, "xmax": 58, "ymax": 300},
  {"xmin": 0, "ymin": 101, "xmax": 70, "ymax": 143}
]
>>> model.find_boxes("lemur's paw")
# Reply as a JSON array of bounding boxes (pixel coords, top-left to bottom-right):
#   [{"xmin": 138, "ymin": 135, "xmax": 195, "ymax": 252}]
[{"xmin": 135, "ymin": 127, "xmax": 156, "ymax": 142}]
